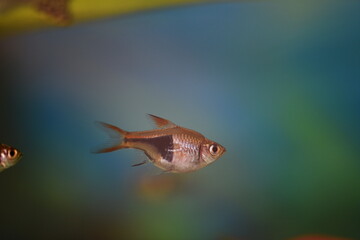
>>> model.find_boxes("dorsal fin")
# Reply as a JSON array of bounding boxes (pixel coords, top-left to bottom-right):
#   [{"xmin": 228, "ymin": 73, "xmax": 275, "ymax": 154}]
[{"xmin": 148, "ymin": 114, "xmax": 177, "ymax": 129}]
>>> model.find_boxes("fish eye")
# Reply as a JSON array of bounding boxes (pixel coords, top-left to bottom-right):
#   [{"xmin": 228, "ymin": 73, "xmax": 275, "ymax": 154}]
[
  {"xmin": 209, "ymin": 144, "xmax": 219, "ymax": 155},
  {"xmin": 8, "ymin": 149, "xmax": 17, "ymax": 158}
]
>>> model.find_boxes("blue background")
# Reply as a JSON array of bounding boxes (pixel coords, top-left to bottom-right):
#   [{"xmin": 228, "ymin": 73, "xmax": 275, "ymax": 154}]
[{"xmin": 0, "ymin": 1, "xmax": 359, "ymax": 240}]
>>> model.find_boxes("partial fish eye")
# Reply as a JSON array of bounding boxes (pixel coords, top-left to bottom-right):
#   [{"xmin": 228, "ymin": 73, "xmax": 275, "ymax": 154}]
[
  {"xmin": 209, "ymin": 144, "xmax": 219, "ymax": 155},
  {"xmin": 8, "ymin": 149, "xmax": 17, "ymax": 158}
]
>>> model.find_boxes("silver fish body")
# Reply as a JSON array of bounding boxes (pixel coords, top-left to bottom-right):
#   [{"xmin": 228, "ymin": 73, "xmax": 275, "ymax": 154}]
[
  {"xmin": 0, "ymin": 144, "xmax": 22, "ymax": 172},
  {"xmin": 96, "ymin": 114, "xmax": 226, "ymax": 173}
]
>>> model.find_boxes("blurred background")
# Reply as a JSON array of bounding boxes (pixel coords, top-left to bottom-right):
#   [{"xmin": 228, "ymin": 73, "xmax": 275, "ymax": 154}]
[{"xmin": 0, "ymin": 1, "xmax": 359, "ymax": 240}]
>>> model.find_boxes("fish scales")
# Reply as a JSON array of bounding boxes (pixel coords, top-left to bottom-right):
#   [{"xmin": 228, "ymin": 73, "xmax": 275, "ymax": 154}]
[{"xmin": 173, "ymin": 133, "xmax": 201, "ymax": 157}]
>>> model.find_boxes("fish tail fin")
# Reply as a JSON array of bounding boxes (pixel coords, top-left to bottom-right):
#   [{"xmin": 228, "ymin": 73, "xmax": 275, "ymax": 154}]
[{"xmin": 94, "ymin": 121, "xmax": 129, "ymax": 153}]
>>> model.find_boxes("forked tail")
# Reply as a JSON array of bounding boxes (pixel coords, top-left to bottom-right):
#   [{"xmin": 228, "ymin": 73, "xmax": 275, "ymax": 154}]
[{"xmin": 94, "ymin": 121, "xmax": 129, "ymax": 153}]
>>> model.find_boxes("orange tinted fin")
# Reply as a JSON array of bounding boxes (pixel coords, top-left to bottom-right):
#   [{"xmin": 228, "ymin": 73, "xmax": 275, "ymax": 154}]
[
  {"xmin": 94, "ymin": 121, "xmax": 128, "ymax": 153},
  {"xmin": 148, "ymin": 114, "xmax": 176, "ymax": 128}
]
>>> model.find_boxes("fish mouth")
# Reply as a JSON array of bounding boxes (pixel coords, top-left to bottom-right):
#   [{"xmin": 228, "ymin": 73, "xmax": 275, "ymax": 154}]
[{"xmin": 218, "ymin": 146, "xmax": 226, "ymax": 156}]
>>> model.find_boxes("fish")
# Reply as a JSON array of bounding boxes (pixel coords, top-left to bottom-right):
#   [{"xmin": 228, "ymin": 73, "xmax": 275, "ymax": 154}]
[
  {"xmin": 96, "ymin": 114, "xmax": 226, "ymax": 173},
  {"xmin": 0, "ymin": 144, "xmax": 22, "ymax": 172}
]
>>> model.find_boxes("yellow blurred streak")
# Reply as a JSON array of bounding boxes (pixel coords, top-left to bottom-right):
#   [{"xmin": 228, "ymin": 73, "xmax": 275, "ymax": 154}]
[
  {"xmin": 0, "ymin": 0, "xmax": 213, "ymax": 37},
  {"xmin": 71, "ymin": 0, "xmax": 209, "ymax": 20}
]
